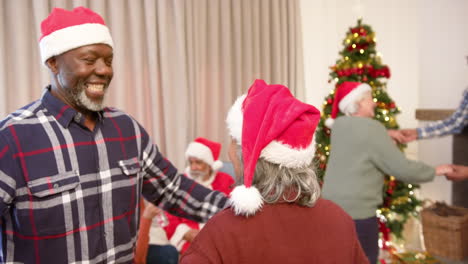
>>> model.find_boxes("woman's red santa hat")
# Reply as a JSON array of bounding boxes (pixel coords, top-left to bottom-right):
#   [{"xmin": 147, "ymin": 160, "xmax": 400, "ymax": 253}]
[
  {"xmin": 185, "ymin": 137, "xmax": 223, "ymax": 171},
  {"xmin": 324, "ymin": 81, "xmax": 372, "ymax": 127},
  {"xmin": 225, "ymin": 79, "xmax": 321, "ymax": 216},
  {"xmin": 39, "ymin": 6, "xmax": 114, "ymax": 64}
]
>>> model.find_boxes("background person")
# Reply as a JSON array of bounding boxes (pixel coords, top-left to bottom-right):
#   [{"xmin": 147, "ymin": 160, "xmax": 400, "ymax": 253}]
[{"xmin": 321, "ymin": 81, "xmax": 452, "ymax": 264}]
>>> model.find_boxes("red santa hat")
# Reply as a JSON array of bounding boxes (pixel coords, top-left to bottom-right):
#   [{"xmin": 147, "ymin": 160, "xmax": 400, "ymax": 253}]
[
  {"xmin": 226, "ymin": 79, "xmax": 321, "ymax": 216},
  {"xmin": 39, "ymin": 6, "xmax": 114, "ymax": 64},
  {"xmin": 185, "ymin": 137, "xmax": 223, "ymax": 171},
  {"xmin": 324, "ymin": 81, "xmax": 372, "ymax": 127}
]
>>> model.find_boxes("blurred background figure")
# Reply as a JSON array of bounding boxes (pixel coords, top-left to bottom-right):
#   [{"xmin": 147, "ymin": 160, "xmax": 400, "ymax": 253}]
[
  {"xmin": 321, "ymin": 81, "xmax": 452, "ymax": 264},
  {"xmin": 163, "ymin": 137, "xmax": 234, "ymax": 253}
]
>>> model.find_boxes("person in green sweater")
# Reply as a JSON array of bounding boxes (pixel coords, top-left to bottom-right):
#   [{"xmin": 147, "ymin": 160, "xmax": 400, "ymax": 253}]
[{"xmin": 321, "ymin": 81, "xmax": 451, "ymax": 264}]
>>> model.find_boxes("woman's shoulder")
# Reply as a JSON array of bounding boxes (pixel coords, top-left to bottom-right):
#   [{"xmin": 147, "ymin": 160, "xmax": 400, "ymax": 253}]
[
  {"xmin": 205, "ymin": 207, "xmax": 240, "ymax": 226},
  {"xmin": 351, "ymin": 116, "xmax": 385, "ymax": 131},
  {"xmin": 334, "ymin": 116, "xmax": 383, "ymax": 133},
  {"xmin": 314, "ymin": 199, "xmax": 353, "ymax": 219}
]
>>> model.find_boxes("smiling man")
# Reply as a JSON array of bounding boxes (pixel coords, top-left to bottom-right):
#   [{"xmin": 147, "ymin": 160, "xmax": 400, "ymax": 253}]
[{"xmin": 0, "ymin": 7, "xmax": 227, "ymax": 263}]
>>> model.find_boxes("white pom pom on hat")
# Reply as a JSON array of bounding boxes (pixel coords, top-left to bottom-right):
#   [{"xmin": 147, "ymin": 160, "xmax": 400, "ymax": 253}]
[
  {"xmin": 229, "ymin": 185, "xmax": 264, "ymax": 216},
  {"xmin": 325, "ymin": 117, "xmax": 335, "ymax": 128}
]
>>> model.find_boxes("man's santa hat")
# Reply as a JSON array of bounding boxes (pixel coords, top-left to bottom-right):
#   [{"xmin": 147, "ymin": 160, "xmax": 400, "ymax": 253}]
[
  {"xmin": 324, "ymin": 81, "xmax": 372, "ymax": 127},
  {"xmin": 39, "ymin": 6, "xmax": 114, "ymax": 64},
  {"xmin": 226, "ymin": 79, "xmax": 321, "ymax": 216},
  {"xmin": 185, "ymin": 137, "xmax": 223, "ymax": 171}
]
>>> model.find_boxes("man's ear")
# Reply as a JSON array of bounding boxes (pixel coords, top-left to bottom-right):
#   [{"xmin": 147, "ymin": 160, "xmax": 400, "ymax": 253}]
[{"xmin": 45, "ymin": 57, "xmax": 59, "ymax": 74}]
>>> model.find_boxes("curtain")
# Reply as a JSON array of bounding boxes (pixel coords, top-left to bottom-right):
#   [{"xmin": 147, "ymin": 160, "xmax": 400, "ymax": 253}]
[{"xmin": 0, "ymin": 0, "xmax": 304, "ymax": 169}]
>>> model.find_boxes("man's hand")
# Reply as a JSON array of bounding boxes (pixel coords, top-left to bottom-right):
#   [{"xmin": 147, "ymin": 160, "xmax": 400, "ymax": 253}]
[
  {"xmin": 387, "ymin": 129, "xmax": 418, "ymax": 144},
  {"xmin": 399, "ymin": 129, "xmax": 418, "ymax": 143},
  {"xmin": 435, "ymin": 164, "xmax": 454, "ymax": 176},
  {"xmin": 183, "ymin": 229, "xmax": 200, "ymax": 242},
  {"xmin": 387, "ymin": 130, "xmax": 406, "ymax": 144},
  {"xmin": 445, "ymin": 165, "xmax": 468, "ymax": 181},
  {"xmin": 142, "ymin": 202, "xmax": 163, "ymax": 219}
]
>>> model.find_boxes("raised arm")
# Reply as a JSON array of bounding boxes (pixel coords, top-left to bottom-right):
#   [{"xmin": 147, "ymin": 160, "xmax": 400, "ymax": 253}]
[
  {"xmin": 417, "ymin": 89, "xmax": 468, "ymax": 139},
  {"xmin": 369, "ymin": 122, "xmax": 436, "ymax": 183},
  {"xmin": 139, "ymin": 138, "xmax": 228, "ymax": 223}
]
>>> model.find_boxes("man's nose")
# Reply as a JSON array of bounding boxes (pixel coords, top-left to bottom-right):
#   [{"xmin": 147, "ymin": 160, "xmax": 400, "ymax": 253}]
[{"xmin": 95, "ymin": 59, "xmax": 113, "ymax": 77}]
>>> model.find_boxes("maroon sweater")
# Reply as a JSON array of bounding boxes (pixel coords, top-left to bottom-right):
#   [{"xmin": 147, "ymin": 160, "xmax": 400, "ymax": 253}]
[{"xmin": 180, "ymin": 199, "xmax": 369, "ymax": 264}]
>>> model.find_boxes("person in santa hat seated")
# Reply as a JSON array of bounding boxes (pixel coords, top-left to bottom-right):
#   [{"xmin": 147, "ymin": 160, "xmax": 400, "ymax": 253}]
[
  {"xmin": 180, "ymin": 79, "xmax": 369, "ymax": 264},
  {"xmin": 321, "ymin": 81, "xmax": 452, "ymax": 264},
  {"xmin": 162, "ymin": 138, "xmax": 234, "ymax": 254}
]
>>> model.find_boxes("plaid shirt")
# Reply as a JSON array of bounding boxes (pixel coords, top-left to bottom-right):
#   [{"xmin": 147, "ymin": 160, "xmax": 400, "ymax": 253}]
[
  {"xmin": 0, "ymin": 87, "xmax": 228, "ymax": 264},
  {"xmin": 417, "ymin": 88, "xmax": 468, "ymax": 139}
]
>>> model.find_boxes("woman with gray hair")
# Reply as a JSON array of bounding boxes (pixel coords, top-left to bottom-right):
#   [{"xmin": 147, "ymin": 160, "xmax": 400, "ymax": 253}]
[
  {"xmin": 321, "ymin": 81, "xmax": 451, "ymax": 264},
  {"xmin": 180, "ymin": 79, "xmax": 369, "ymax": 264}
]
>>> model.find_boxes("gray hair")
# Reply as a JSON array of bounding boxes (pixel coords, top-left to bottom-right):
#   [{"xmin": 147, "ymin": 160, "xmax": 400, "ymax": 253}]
[
  {"xmin": 234, "ymin": 145, "xmax": 321, "ymax": 207},
  {"xmin": 341, "ymin": 90, "xmax": 371, "ymax": 116}
]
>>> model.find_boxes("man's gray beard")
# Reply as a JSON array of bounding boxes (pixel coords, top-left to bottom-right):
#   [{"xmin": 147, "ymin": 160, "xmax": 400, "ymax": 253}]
[
  {"xmin": 57, "ymin": 75, "xmax": 106, "ymax": 112},
  {"xmin": 190, "ymin": 170, "xmax": 209, "ymax": 180},
  {"xmin": 75, "ymin": 89, "xmax": 106, "ymax": 112}
]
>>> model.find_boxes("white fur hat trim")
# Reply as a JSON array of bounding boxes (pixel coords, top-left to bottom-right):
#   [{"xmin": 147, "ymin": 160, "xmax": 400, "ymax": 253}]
[
  {"xmin": 226, "ymin": 94, "xmax": 246, "ymax": 143},
  {"xmin": 185, "ymin": 142, "xmax": 223, "ymax": 170},
  {"xmin": 260, "ymin": 140, "xmax": 315, "ymax": 168},
  {"xmin": 40, "ymin": 23, "xmax": 114, "ymax": 64},
  {"xmin": 338, "ymin": 83, "xmax": 371, "ymax": 113}
]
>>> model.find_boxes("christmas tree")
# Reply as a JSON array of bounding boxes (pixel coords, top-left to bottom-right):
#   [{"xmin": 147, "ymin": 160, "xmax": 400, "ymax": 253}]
[{"xmin": 314, "ymin": 19, "xmax": 422, "ymax": 247}]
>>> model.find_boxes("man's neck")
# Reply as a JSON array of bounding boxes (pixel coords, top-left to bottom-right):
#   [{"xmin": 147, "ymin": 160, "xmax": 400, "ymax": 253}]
[
  {"xmin": 49, "ymin": 85, "xmax": 99, "ymax": 131},
  {"xmin": 83, "ymin": 114, "xmax": 97, "ymax": 131}
]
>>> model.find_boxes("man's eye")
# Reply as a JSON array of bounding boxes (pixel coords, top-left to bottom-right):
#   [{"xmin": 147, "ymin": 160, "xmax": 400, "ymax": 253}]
[{"xmin": 83, "ymin": 58, "xmax": 95, "ymax": 63}]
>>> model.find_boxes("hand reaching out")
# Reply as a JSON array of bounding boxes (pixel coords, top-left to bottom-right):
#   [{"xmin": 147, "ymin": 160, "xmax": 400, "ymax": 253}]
[
  {"xmin": 399, "ymin": 129, "xmax": 418, "ymax": 143},
  {"xmin": 445, "ymin": 165, "xmax": 468, "ymax": 181},
  {"xmin": 387, "ymin": 129, "xmax": 418, "ymax": 144},
  {"xmin": 142, "ymin": 202, "xmax": 163, "ymax": 219},
  {"xmin": 387, "ymin": 130, "xmax": 406, "ymax": 144},
  {"xmin": 435, "ymin": 164, "xmax": 454, "ymax": 176}
]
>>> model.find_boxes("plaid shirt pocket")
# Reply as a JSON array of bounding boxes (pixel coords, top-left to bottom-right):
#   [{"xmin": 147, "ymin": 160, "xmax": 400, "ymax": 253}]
[
  {"xmin": 118, "ymin": 158, "xmax": 141, "ymax": 176},
  {"xmin": 15, "ymin": 170, "xmax": 81, "ymax": 236},
  {"xmin": 27, "ymin": 170, "xmax": 80, "ymax": 198}
]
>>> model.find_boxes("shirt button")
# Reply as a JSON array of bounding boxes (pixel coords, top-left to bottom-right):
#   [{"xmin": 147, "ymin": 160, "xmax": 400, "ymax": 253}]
[
  {"xmin": 74, "ymin": 113, "xmax": 82, "ymax": 123},
  {"xmin": 53, "ymin": 183, "xmax": 59, "ymax": 188}
]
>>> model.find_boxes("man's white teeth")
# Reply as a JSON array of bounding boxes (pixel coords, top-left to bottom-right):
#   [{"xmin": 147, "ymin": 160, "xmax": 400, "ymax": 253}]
[{"xmin": 87, "ymin": 84, "xmax": 104, "ymax": 92}]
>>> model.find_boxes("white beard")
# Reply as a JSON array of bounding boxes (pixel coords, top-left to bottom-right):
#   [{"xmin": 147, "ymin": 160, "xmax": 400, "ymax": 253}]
[
  {"xmin": 189, "ymin": 170, "xmax": 209, "ymax": 181},
  {"xmin": 76, "ymin": 89, "xmax": 106, "ymax": 112}
]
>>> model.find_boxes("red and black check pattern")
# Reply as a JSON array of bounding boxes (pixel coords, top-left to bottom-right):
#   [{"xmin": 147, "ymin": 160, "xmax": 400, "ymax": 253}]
[{"xmin": 0, "ymin": 87, "xmax": 228, "ymax": 264}]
